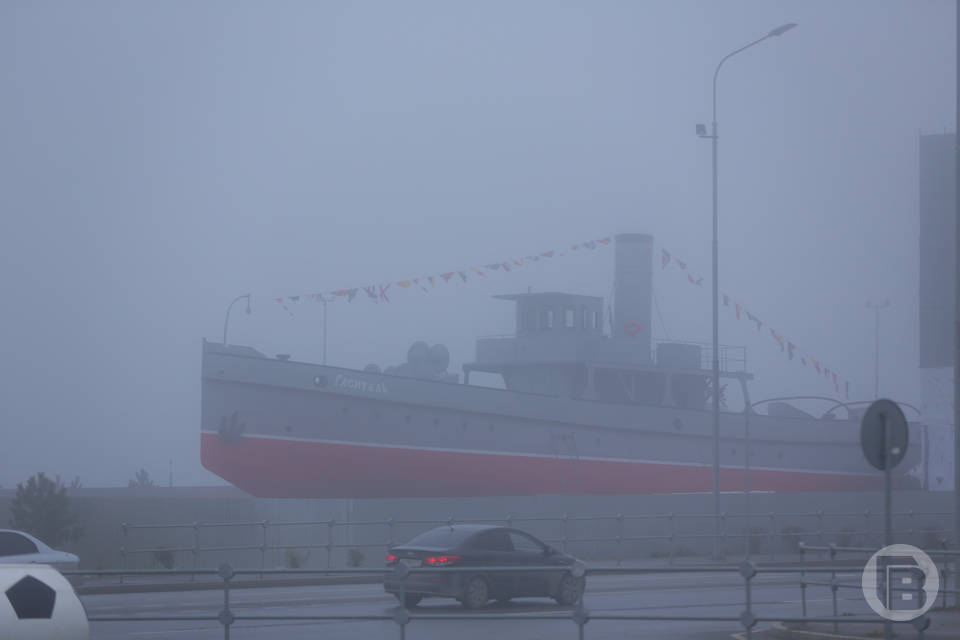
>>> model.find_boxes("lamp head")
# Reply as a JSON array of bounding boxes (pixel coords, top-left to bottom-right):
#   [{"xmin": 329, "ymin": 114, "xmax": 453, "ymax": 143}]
[
  {"xmin": 768, "ymin": 22, "xmax": 797, "ymax": 37},
  {"xmin": 245, "ymin": 294, "xmax": 252, "ymax": 315},
  {"xmin": 696, "ymin": 123, "xmax": 707, "ymax": 137}
]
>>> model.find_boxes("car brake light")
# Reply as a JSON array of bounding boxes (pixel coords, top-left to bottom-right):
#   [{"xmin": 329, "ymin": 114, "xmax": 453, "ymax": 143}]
[
  {"xmin": 424, "ymin": 555, "xmax": 460, "ymax": 566},
  {"xmin": 385, "ymin": 554, "xmax": 398, "ymax": 564}
]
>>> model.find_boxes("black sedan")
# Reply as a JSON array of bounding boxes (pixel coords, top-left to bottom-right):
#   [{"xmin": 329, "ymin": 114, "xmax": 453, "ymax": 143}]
[{"xmin": 383, "ymin": 524, "xmax": 585, "ymax": 609}]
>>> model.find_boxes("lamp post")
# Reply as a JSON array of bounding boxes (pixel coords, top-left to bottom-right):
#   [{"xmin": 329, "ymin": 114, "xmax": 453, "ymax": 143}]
[
  {"xmin": 866, "ymin": 300, "xmax": 890, "ymax": 399},
  {"xmin": 698, "ymin": 22, "xmax": 797, "ymax": 560},
  {"xmin": 223, "ymin": 294, "xmax": 251, "ymax": 346}
]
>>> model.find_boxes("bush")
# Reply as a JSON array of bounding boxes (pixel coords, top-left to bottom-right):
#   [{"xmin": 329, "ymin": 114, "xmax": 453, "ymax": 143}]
[
  {"xmin": 283, "ymin": 549, "xmax": 308, "ymax": 568},
  {"xmin": 347, "ymin": 548, "xmax": 365, "ymax": 567},
  {"xmin": 152, "ymin": 547, "xmax": 175, "ymax": 569},
  {"xmin": 9, "ymin": 472, "xmax": 83, "ymax": 547}
]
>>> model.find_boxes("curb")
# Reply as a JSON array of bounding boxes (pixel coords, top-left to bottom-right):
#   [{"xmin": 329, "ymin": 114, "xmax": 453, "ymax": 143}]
[{"xmin": 76, "ymin": 574, "xmax": 381, "ymax": 595}]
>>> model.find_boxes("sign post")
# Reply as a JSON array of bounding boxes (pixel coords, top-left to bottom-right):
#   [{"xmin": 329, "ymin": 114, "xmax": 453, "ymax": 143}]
[{"xmin": 860, "ymin": 399, "xmax": 909, "ymax": 640}]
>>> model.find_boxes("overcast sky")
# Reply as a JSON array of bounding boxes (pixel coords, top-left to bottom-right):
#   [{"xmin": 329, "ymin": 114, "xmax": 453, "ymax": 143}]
[{"xmin": 1, "ymin": 0, "xmax": 954, "ymax": 488}]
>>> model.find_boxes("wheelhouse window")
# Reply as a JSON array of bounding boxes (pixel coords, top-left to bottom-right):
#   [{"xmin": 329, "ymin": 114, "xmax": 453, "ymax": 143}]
[
  {"xmin": 564, "ymin": 307, "xmax": 575, "ymax": 328},
  {"xmin": 543, "ymin": 307, "xmax": 554, "ymax": 328},
  {"xmin": 593, "ymin": 310, "xmax": 601, "ymax": 329}
]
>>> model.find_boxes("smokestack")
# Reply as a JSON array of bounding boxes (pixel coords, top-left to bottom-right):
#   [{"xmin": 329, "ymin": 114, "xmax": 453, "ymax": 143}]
[{"xmin": 613, "ymin": 233, "xmax": 653, "ymax": 363}]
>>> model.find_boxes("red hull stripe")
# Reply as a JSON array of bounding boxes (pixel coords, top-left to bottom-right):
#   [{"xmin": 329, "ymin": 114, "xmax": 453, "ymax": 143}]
[{"xmin": 201, "ymin": 433, "xmax": 884, "ymax": 499}]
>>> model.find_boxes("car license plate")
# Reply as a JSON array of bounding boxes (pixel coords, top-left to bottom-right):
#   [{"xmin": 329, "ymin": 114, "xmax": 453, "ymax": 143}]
[{"xmin": 400, "ymin": 559, "xmax": 420, "ymax": 568}]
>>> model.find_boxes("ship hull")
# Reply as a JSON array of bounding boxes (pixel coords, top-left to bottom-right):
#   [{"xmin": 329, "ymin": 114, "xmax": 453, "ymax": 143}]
[{"xmin": 201, "ymin": 343, "xmax": 919, "ymax": 498}]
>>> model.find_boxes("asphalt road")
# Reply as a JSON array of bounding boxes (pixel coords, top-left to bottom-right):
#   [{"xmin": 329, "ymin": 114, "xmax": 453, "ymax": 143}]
[{"xmin": 81, "ymin": 570, "xmax": 879, "ymax": 640}]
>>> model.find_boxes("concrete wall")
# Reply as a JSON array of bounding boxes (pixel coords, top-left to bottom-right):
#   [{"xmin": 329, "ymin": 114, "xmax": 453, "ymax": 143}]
[{"xmin": 0, "ymin": 488, "xmax": 953, "ymax": 570}]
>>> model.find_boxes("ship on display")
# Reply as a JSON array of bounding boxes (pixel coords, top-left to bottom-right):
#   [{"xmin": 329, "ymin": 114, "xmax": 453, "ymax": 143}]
[{"xmin": 201, "ymin": 234, "xmax": 923, "ymax": 498}]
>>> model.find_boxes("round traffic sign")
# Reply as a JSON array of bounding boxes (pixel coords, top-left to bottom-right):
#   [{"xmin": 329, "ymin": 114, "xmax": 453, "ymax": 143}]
[{"xmin": 860, "ymin": 399, "xmax": 908, "ymax": 471}]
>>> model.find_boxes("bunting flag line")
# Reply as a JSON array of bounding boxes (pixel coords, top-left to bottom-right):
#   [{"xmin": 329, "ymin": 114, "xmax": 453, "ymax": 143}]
[
  {"xmin": 659, "ymin": 244, "xmax": 856, "ymax": 399},
  {"xmin": 268, "ymin": 235, "xmax": 612, "ymax": 314}
]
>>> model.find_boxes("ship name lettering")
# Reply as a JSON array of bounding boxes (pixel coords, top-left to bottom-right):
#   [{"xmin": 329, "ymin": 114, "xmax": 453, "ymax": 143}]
[{"xmin": 334, "ymin": 374, "xmax": 387, "ymax": 394}]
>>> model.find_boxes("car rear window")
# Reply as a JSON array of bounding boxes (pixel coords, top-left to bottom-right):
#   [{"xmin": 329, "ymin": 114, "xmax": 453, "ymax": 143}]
[
  {"xmin": 404, "ymin": 527, "xmax": 478, "ymax": 548},
  {"xmin": 0, "ymin": 532, "xmax": 39, "ymax": 557}
]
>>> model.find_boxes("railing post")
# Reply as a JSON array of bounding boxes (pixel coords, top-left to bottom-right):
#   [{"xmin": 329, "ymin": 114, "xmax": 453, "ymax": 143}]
[
  {"xmin": 572, "ymin": 563, "xmax": 588, "ymax": 640},
  {"xmin": 769, "ymin": 512, "xmax": 776, "ymax": 561},
  {"xmin": 799, "ymin": 542, "xmax": 807, "ymax": 623},
  {"xmin": 739, "ymin": 561, "xmax": 757, "ymax": 640},
  {"xmin": 668, "ymin": 513, "xmax": 676, "ymax": 565},
  {"xmin": 720, "ymin": 511, "xmax": 727, "ymax": 559},
  {"xmin": 817, "ymin": 510, "xmax": 824, "ymax": 547},
  {"xmin": 260, "ymin": 520, "xmax": 268, "ymax": 577},
  {"xmin": 327, "ymin": 518, "xmax": 335, "ymax": 568},
  {"xmin": 616, "ymin": 513, "xmax": 624, "ymax": 566},
  {"xmin": 387, "ymin": 516, "xmax": 395, "ymax": 549},
  {"xmin": 506, "ymin": 513, "xmax": 513, "ymax": 529},
  {"xmin": 831, "ymin": 577, "xmax": 839, "ymax": 633},
  {"xmin": 392, "ymin": 563, "xmax": 410, "ymax": 640},
  {"xmin": 908, "ymin": 508, "xmax": 915, "ymax": 545},
  {"xmin": 864, "ymin": 508, "xmax": 872, "ymax": 548},
  {"xmin": 193, "ymin": 522, "xmax": 200, "ymax": 580},
  {"xmin": 217, "ymin": 563, "xmax": 235, "ymax": 640},
  {"xmin": 561, "ymin": 513, "xmax": 569, "ymax": 553}
]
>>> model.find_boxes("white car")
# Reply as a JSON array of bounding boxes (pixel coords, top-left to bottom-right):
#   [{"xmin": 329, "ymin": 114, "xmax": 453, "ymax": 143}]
[{"xmin": 0, "ymin": 530, "xmax": 79, "ymax": 571}]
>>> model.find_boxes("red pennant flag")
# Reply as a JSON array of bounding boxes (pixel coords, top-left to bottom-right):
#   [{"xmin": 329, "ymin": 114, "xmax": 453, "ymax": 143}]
[
  {"xmin": 735, "ymin": 303, "xmax": 742, "ymax": 320},
  {"xmin": 540, "ymin": 251, "xmax": 554, "ymax": 258},
  {"xmin": 501, "ymin": 262, "xmax": 511, "ymax": 271},
  {"xmin": 596, "ymin": 237, "xmax": 611, "ymax": 244},
  {"xmin": 473, "ymin": 268, "xmax": 486, "ymax": 277},
  {"xmin": 364, "ymin": 286, "xmax": 378, "ymax": 300},
  {"xmin": 275, "ymin": 297, "xmax": 293, "ymax": 317},
  {"xmin": 440, "ymin": 272, "xmax": 455, "ymax": 282}
]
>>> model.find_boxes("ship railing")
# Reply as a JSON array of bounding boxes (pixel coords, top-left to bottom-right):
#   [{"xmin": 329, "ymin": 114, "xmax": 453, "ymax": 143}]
[
  {"xmin": 118, "ymin": 508, "xmax": 954, "ymax": 573},
  {"xmin": 66, "ymin": 545, "xmax": 960, "ymax": 640}
]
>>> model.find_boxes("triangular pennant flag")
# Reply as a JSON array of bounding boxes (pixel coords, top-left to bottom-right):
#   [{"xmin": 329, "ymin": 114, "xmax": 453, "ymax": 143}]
[
  {"xmin": 275, "ymin": 297, "xmax": 294, "ymax": 317},
  {"xmin": 458, "ymin": 270, "xmax": 468, "ymax": 282},
  {"xmin": 473, "ymin": 268, "xmax": 486, "ymax": 277},
  {"xmin": 845, "ymin": 381, "xmax": 850, "ymax": 399},
  {"xmin": 364, "ymin": 285, "xmax": 379, "ymax": 300},
  {"xmin": 346, "ymin": 288, "xmax": 358, "ymax": 302},
  {"xmin": 745, "ymin": 311, "xmax": 762, "ymax": 332},
  {"xmin": 332, "ymin": 290, "xmax": 349, "ymax": 297},
  {"xmin": 674, "ymin": 257, "xmax": 687, "ymax": 270},
  {"xmin": 583, "ymin": 241, "xmax": 596, "ymax": 250},
  {"xmin": 832, "ymin": 372, "xmax": 839, "ymax": 393},
  {"xmin": 379, "ymin": 284, "xmax": 391, "ymax": 302},
  {"xmin": 440, "ymin": 272, "xmax": 455, "ymax": 282},
  {"xmin": 540, "ymin": 251, "xmax": 554, "ymax": 258},
  {"xmin": 735, "ymin": 303, "xmax": 742, "ymax": 320},
  {"xmin": 787, "ymin": 342, "xmax": 796, "ymax": 360},
  {"xmin": 501, "ymin": 262, "xmax": 511, "ymax": 271},
  {"xmin": 596, "ymin": 237, "xmax": 611, "ymax": 244},
  {"xmin": 570, "ymin": 244, "xmax": 580, "ymax": 250},
  {"xmin": 427, "ymin": 276, "xmax": 436, "ymax": 288},
  {"xmin": 801, "ymin": 356, "xmax": 807, "ymax": 366},
  {"xmin": 485, "ymin": 263, "xmax": 501, "ymax": 271},
  {"xmin": 396, "ymin": 280, "xmax": 411, "ymax": 288},
  {"xmin": 662, "ymin": 249, "xmax": 671, "ymax": 269},
  {"xmin": 769, "ymin": 328, "xmax": 785, "ymax": 351},
  {"xmin": 722, "ymin": 293, "xmax": 730, "ymax": 306},
  {"xmin": 513, "ymin": 259, "xmax": 524, "ymax": 266},
  {"xmin": 812, "ymin": 358, "xmax": 821, "ymax": 374},
  {"xmin": 288, "ymin": 295, "xmax": 300, "ymax": 302}
]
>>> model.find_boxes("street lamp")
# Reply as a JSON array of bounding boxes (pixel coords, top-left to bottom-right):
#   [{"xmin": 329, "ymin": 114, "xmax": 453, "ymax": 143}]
[
  {"xmin": 223, "ymin": 294, "xmax": 251, "ymax": 346},
  {"xmin": 697, "ymin": 22, "xmax": 797, "ymax": 560},
  {"xmin": 866, "ymin": 300, "xmax": 890, "ymax": 399}
]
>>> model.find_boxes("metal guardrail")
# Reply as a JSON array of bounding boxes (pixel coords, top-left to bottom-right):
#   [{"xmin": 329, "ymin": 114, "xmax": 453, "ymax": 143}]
[
  {"xmin": 119, "ymin": 509, "xmax": 954, "ymax": 571},
  {"xmin": 66, "ymin": 557, "xmax": 950, "ymax": 640}
]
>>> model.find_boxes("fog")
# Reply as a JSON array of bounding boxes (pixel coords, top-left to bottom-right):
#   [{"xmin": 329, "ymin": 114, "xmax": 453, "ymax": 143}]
[{"xmin": 1, "ymin": 0, "xmax": 953, "ymax": 488}]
